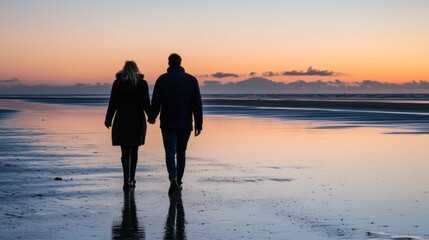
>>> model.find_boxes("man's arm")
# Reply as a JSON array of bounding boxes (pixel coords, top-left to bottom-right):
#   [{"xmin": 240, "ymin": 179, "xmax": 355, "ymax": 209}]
[
  {"xmin": 149, "ymin": 78, "xmax": 162, "ymax": 123},
  {"xmin": 191, "ymin": 78, "xmax": 203, "ymax": 136}
]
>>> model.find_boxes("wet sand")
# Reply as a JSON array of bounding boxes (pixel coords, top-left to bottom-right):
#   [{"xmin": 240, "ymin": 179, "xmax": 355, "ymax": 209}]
[{"xmin": 0, "ymin": 99, "xmax": 428, "ymax": 239}]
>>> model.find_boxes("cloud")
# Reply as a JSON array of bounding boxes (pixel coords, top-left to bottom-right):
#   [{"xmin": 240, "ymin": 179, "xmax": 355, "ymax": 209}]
[
  {"xmin": 200, "ymin": 77, "xmax": 429, "ymax": 94},
  {"xmin": 260, "ymin": 67, "xmax": 339, "ymax": 77},
  {"xmin": 282, "ymin": 67, "xmax": 338, "ymax": 76},
  {"xmin": 0, "ymin": 78, "xmax": 22, "ymax": 86},
  {"xmin": 198, "ymin": 67, "xmax": 340, "ymax": 79},
  {"xmin": 211, "ymin": 72, "xmax": 240, "ymax": 78},
  {"xmin": 262, "ymin": 71, "xmax": 278, "ymax": 77}
]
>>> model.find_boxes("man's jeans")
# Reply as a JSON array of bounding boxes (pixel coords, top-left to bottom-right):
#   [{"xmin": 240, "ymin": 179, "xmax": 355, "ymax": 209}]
[{"xmin": 162, "ymin": 129, "xmax": 191, "ymax": 183}]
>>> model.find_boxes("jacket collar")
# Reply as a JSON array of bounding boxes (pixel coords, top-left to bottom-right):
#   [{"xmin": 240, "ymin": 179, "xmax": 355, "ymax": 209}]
[{"xmin": 167, "ymin": 66, "xmax": 185, "ymax": 73}]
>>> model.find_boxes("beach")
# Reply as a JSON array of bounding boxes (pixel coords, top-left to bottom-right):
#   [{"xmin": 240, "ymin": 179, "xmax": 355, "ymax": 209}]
[{"xmin": 0, "ymin": 97, "xmax": 428, "ymax": 240}]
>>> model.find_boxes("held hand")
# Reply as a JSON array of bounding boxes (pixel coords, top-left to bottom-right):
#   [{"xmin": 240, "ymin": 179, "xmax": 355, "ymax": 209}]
[
  {"xmin": 105, "ymin": 122, "xmax": 111, "ymax": 129},
  {"xmin": 195, "ymin": 129, "xmax": 201, "ymax": 137}
]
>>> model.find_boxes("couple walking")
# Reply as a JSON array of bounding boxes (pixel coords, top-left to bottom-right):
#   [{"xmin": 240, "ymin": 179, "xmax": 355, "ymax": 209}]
[{"xmin": 104, "ymin": 53, "xmax": 203, "ymax": 195}]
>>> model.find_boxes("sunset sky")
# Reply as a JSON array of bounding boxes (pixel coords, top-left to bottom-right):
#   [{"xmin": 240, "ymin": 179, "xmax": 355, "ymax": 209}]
[{"xmin": 1, "ymin": 0, "xmax": 428, "ymax": 86}]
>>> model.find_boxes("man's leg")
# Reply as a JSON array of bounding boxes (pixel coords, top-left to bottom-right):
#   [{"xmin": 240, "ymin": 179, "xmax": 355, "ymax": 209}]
[
  {"xmin": 161, "ymin": 129, "xmax": 178, "ymax": 182},
  {"xmin": 176, "ymin": 130, "xmax": 191, "ymax": 185}
]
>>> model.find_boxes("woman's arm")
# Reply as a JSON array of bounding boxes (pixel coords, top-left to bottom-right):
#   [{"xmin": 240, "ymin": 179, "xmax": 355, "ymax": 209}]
[
  {"xmin": 105, "ymin": 80, "xmax": 119, "ymax": 128},
  {"xmin": 142, "ymin": 80, "xmax": 151, "ymax": 119}
]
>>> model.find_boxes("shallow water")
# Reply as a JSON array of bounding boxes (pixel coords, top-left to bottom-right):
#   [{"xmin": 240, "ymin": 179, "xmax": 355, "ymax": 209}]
[{"xmin": 0, "ymin": 99, "xmax": 428, "ymax": 239}]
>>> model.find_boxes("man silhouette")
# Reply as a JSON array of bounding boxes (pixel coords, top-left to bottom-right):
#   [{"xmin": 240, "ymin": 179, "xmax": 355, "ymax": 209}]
[{"xmin": 149, "ymin": 53, "xmax": 203, "ymax": 195}]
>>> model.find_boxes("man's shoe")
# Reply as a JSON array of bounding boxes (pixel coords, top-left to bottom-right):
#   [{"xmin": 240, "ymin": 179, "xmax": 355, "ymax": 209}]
[
  {"xmin": 168, "ymin": 181, "xmax": 178, "ymax": 195},
  {"xmin": 177, "ymin": 181, "xmax": 183, "ymax": 190}
]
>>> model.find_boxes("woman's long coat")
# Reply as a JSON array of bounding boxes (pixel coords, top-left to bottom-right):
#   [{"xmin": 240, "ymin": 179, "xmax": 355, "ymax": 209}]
[{"xmin": 105, "ymin": 74, "xmax": 151, "ymax": 146}]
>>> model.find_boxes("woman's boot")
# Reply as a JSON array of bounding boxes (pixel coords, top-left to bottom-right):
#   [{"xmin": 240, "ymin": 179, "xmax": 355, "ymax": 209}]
[
  {"xmin": 130, "ymin": 156, "xmax": 138, "ymax": 188},
  {"xmin": 121, "ymin": 157, "xmax": 131, "ymax": 189}
]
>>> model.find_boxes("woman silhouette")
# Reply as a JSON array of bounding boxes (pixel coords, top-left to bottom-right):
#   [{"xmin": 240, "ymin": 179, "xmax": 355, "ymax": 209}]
[{"xmin": 105, "ymin": 61, "xmax": 151, "ymax": 189}]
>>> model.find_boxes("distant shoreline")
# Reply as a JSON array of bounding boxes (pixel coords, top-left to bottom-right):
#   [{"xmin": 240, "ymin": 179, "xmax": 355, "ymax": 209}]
[
  {"xmin": 1, "ymin": 94, "xmax": 428, "ymax": 113},
  {"xmin": 202, "ymin": 98, "xmax": 429, "ymax": 113}
]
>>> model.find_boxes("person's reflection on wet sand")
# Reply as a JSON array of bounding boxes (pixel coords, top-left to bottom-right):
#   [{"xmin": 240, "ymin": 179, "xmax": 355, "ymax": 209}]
[
  {"xmin": 164, "ymin": 192, "xmax": 186, "ymax": 240},
  {"xmin": 112, "ymin": 189, "xmax": 145, "ymax": 239}
]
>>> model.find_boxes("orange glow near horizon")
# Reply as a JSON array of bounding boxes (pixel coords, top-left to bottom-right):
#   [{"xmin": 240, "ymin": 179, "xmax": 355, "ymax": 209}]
[
  {"xmin": 1, "ymin": 33, "xmax": 427, "ymax": 85},
  {"xmin": 1, "ymin": 43, "xmax": 428, "ymax": 85}
]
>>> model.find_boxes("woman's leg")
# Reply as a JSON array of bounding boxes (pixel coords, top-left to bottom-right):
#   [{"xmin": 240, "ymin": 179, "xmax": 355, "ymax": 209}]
[
  {"xmin": 120, "ymin": 145, "xmax": 131, "ymax": 184},
  {"xmin": 129, "ymin": 146, "xmax": 139, "ymax": 184}
]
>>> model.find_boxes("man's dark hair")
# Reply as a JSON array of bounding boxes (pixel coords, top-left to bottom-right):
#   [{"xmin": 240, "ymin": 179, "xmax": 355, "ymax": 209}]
[{"xmin": 168, "ymin": 53, "xmax": 182, "ymax": 67}]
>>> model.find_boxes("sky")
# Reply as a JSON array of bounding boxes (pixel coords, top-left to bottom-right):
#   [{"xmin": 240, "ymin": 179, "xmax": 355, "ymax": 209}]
[{"xmin": 1, "ymin": 0, "xmax": 429, "ymax": 87}]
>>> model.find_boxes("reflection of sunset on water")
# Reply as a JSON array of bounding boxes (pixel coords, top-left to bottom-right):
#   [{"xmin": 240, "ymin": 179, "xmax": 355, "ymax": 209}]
[{"xmin": 1, "ymin": 99, "xmax": 428, "ymax": 239}]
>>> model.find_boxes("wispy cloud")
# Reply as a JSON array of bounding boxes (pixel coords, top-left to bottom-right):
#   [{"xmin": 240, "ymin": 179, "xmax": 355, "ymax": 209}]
[
  {"xmin": 0, "ymin": 78, "xmax": 22, "ymax": 85},
  {"xmin": 262, "ymin": 71, "xmax": 278, "ymax": 77},
  {"xmin": 261, "ymin": 67, "xmax": 340, "ymax": 77},
  {"xmin": 211, "ymin": 72, "xmax": 240, "ymax": 78},
  {"xmin": 282, "ymin": 67, "xmax": 338, "ymax": 76}
]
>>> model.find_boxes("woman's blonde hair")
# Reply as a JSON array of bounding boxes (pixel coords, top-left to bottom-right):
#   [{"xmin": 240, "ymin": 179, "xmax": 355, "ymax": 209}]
[{"xmin": 121, "ymin": 61, "xmax": 141, "ymax": 86}]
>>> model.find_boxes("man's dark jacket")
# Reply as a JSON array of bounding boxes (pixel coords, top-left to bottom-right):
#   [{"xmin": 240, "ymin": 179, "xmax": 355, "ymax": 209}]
[{"xmin": 151, "ymin": 66, "xmax": 203, "ymax": 131}]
